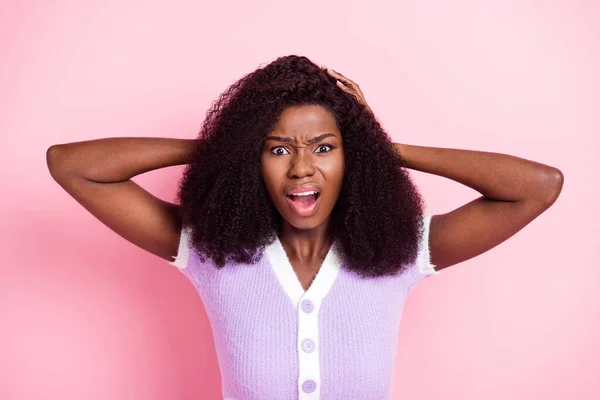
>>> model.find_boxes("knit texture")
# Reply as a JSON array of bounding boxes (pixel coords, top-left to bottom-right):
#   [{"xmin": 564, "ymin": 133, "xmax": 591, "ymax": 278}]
[{"xmin": 170, "ymin": 214, "xmax": 439, "ymax": 399}]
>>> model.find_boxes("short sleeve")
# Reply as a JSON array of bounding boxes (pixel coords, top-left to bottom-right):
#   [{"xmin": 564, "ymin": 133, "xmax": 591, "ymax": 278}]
[
  {"xmin": 405, "ymin": 214, "xmax": 440, "ymax": 291},
  {"xmin": 418, "ymin": 214, "xmax": 440, "ymax": 276},
  {"xmin": 168, "ymin": 225, "xmax": 193, "ymax": 270}
]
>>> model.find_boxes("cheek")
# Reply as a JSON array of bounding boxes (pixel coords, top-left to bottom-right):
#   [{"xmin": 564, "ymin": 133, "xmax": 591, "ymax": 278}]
[
  {"xmin": 261, "ymin": 155, "xmax": 273, "ymax": 179},
  {"xmin": 261, "ymin": 158, "xmax": 283, "ymax": 198},
  {"xmin": 322, "ymin": 154, "xmax": 345, "ymax": 180}
]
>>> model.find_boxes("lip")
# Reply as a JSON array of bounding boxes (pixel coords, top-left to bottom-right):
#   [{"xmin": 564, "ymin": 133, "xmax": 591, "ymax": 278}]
[{"xmin": 285, "ymin": 183, "xmax": 321, "ymax": 196}]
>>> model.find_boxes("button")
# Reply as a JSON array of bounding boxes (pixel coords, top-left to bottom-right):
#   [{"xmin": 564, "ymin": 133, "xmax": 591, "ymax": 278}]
[
  {"xmin": 301, "ymin": 338, "xmax": 315, "ymax": 353},
  {"xmin": 300, "ymin": 299, "xmax": 314, "ymax": 313},
  {"xmin": 302, "ymin": 379, "xmax": 317, "ymax": 393}
]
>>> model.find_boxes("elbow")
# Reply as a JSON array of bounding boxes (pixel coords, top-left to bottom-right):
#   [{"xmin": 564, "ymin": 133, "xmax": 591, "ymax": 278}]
[
  {"xmin": 541, "ymin": 168, "xmax": 564, "ymax": 207},
  {"xmin": 46, "ymin": 144, "xmax": 68, "ymax": 179},
  {"xmin": 46, "ymin": 145, "xmax": 61, "ymax": 168}
]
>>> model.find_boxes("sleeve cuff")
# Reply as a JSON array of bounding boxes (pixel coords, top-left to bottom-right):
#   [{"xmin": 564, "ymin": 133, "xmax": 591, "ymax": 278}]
[
  {"xmin": 418, "ymin": 214, "xmax": 440, "ymax": 276},
  {"xmin": 168, "ymin": 226, "xmax": 192, "ymax": 270}
]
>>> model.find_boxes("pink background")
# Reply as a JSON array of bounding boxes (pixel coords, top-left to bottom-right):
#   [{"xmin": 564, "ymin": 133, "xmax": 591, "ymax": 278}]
[{"xmin": 1, "ymin": 0, "xmax": 598, "ymax": 399}]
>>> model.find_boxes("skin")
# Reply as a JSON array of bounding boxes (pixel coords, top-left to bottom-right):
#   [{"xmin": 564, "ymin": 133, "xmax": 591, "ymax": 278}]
[{"xmin": 261, "ymin": 105, "xmax": 345, "ymax": 289}]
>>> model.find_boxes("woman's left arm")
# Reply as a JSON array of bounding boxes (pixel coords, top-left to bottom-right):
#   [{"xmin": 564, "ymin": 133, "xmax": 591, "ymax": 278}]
[
  {"xmin": 394, "ymin": 143, "xmax": 564, "ymax": 271},
  {"xmin": 322, "ymin": 65, "xmax": 564, "ymax": 272}
]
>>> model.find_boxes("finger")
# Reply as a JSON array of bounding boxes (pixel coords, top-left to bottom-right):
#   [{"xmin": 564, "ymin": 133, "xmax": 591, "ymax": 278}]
[
  {"xmin": 327, "ymin": 69, "xmax": 357, "ymax": 88},
  {"xmin": 336, "ymin": 80, "xmax": 350, "ymax": 89},
  {"xmin": 337, "ymin": 80, "xmax": 361, "ymax": 99},
  {"xmin": 336, "ymin": 80, "xmax": 355, "ymax": 94},
  {"xmin": 325, "ymin": 67, "xmax": 344, "ymax": 79}
]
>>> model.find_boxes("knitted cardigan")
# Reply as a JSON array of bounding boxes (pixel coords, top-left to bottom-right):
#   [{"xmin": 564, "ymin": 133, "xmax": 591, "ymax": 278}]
[{"xmin": 168, "ymin": 214, "xmax": 440, "ymax": 400}]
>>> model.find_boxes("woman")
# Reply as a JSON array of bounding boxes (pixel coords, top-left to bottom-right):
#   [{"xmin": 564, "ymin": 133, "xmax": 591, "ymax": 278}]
[{"xmin": 46, "ymin": 55, "xmax": 564, "ymax": 399}]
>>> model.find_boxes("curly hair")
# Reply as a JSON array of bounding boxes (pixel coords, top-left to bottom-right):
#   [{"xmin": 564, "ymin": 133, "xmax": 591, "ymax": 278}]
[{"xmin": 175, "ymin": 55, "xmax": 426, "ymax": 278}]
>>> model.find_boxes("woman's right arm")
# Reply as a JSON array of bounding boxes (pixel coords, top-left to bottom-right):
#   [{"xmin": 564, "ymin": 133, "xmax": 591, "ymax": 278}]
[{"xmin": 46, "ymin": 137, "xmax": 199, "ymax": 263}]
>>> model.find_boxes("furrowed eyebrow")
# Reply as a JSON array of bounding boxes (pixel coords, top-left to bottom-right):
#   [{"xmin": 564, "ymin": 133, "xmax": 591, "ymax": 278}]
[{"xmin": 264, "ymin": 133, "xmax": 337, "ymax": 145}]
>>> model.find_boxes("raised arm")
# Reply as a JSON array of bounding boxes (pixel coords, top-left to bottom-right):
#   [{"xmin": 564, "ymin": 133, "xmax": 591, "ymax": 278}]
[
  {"xmin": 394, "ymin": 143, "xmax": 564, "ymax": 271},
  {"xmin": 320, "ymin": 66, "xmax": 564, "ymax": 272},
  {"xmin": 46, "ymin": 137, "xmax": 198, "ymax": 262}
]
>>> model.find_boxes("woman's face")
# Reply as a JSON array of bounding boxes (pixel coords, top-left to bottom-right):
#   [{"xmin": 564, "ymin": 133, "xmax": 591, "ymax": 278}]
[{"xmin": 261, "ymin": 105, "xmax": 345, "ymax": 231}]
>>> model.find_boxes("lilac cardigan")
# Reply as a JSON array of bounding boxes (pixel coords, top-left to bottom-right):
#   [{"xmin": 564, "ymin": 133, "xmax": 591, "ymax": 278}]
[{"xmin": 169, "ymin": 214, "xmax": 440, "ymax": 400}]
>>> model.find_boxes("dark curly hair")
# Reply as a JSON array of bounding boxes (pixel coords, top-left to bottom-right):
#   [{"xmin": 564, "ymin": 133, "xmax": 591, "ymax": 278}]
[{"xmin": 176, "ymin": 55, "xmax": 426, "ymax": 278}]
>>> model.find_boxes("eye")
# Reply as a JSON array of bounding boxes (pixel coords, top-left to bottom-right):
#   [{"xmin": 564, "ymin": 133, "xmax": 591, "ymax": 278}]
[
  {"xmin": 315, "ymin": 144, "xmax": 334, "ymax": 153},
  {"xmin": 270, "ymin": 146, "xmax": 289, "ymax": 156}
]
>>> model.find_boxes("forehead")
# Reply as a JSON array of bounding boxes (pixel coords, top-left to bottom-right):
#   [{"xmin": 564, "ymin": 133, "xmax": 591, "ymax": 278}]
[{"xmin": 272, "ymin": 105, "xmax": 340, "ymax": 135}]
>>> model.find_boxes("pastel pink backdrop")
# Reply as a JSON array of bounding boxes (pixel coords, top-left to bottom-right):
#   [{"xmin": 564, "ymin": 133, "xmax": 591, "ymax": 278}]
[{"xmin": 1, "ymin": 1, "xmax": 598, "ymax": 399}]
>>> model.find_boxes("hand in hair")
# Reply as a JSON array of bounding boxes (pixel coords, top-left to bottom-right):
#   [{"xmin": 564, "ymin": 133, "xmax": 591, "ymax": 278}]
[{"xmin": 321, "ymin": 65, "xmax": 373, "ymax": 114}]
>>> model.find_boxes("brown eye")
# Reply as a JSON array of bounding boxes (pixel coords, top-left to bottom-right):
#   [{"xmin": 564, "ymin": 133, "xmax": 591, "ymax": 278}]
[
  {"xmin": 270, "ymin": 146, "xmax": 289, "ymax": 156},
  {"xmin": 315, "ymin": 144, "xmax": 333, "ymax": 153}
]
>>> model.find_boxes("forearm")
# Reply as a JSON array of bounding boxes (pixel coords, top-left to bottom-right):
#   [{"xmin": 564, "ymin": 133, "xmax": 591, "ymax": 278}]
[
  {"xmin": 47, "ymin": 137, "xmax": 199, "ymax": 183},
  {"xmin": 393, "ymin": 143, "xmax": 563, "ymax": 203}
]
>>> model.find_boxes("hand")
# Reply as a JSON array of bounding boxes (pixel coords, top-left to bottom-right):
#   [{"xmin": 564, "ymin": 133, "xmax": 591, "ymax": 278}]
[{"xmin": 321, "ymin": 65, "xmax": 373, "ymax": 114}]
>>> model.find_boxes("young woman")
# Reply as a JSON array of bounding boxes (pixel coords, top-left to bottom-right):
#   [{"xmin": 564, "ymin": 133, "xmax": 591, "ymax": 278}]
[{"xmin": 46, "ymin": 55, "xmax": 563, "ymax": 400}]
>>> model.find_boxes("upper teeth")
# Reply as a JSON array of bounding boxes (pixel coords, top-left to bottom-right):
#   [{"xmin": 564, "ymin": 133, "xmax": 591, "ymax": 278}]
[{"xmin": 290, "ymin": 191, "xmax": 317, "ymax": 196}]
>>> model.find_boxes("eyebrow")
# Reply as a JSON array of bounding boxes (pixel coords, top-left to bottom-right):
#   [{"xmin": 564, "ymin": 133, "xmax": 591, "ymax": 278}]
[{"xmin": 264, "ymin": 133, "xmax": 337, "ymax": 145}]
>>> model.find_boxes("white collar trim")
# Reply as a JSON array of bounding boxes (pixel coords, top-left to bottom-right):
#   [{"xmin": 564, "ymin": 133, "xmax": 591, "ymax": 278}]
[{"xmin": 265, "ymin": 235, "xmax": 341, "ymax": 309}]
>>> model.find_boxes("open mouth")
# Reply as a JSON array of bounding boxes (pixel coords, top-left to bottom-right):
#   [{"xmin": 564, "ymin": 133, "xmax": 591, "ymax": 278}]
[{"xmin": 285, "ymin": 191, "xmax": 321, "ymax": 217}]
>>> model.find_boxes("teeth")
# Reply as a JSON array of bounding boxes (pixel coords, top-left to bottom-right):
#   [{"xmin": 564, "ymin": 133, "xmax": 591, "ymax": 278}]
[{"xmin": 290, "ymin": 191, "xmax": 318, "ymax": 196}]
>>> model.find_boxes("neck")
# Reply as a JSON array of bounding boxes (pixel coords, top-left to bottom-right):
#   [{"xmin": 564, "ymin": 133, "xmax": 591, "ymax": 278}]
[{"xmin": 277, "ymin": 219, "xmax": 333, "ymax": 262}]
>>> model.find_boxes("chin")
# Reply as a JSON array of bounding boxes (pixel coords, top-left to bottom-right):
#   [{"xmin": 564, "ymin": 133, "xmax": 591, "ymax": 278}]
[{"xmin": 280, "ymin": 213, "xmax": 329, "ymax": 231}]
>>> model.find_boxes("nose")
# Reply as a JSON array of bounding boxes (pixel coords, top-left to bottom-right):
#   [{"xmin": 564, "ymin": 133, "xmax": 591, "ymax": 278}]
[{"xmin": 288, "ymin": 151, "xmax": 316, "ymax": 179}]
